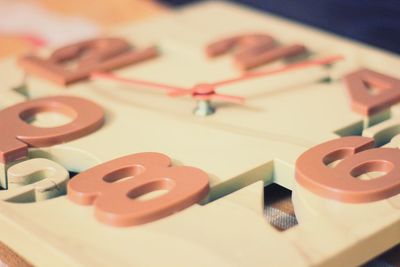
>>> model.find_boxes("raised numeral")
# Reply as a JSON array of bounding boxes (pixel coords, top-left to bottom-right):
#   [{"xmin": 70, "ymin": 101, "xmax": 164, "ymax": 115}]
[
  {"xmin": 68, "ymin": 153, "xmax": 209, "ymax": 226},
  {"xmin": 296, "ymin": 136, "xmax": 400, "ymax": 202},
  {"xmin": 1, "ymin": 158, "xmax": 69, "ymax": 203},
  {"xmin": 0, "ymin": 96, "xmax": 104, "ymax": 164},
  {"xmin": 344, "ymin": 68, "xmax": 400, "ymax": 116},
  {"xmin": 19, "ymin": 37, "xmax": 158, "ymax": 85},
  {"xmin": 206, "ymin": 34, "xmax": 306, "ymax": 70}
]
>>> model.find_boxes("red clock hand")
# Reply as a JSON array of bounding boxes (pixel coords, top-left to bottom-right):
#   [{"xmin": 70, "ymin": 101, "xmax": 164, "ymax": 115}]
[
  {"xmin": 90, "ymin": 72, "xmax": 245, "ymax": 104},
  {"xmin": 187, "ymin": 84, "xmax": 245, "ymax": 104},
  {"xmin": 211, "ymin": 93, "xmax": 245, "ymax": 104},
  {"xmin": 214, "ymin": 55, "xmax": 343, "ymax": 86},
  {"xmin": 91, "ymin": 72, "xmax": 187, "ymax": 93},
  {"xmin": 168, "ymin": 55, "xmax": 344, "ymax": 97}
]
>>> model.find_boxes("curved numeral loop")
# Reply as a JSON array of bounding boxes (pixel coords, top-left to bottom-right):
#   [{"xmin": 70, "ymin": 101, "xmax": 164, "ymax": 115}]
[
  {"xmin": 0, "ymin": 96, "xmax": 104, "ymax": 164},
  {"xmin": 1, "ymin": 158, "xmax": 69, "ymax": 203},
  {"xmin": 344, "ymin": 68, "xmax": 400, "ymax": 116},
  {"xmin": 205, "ymin": 34, "xmax": 307, "ymax": 70},
  {"xmin": 68, "ymin": 153, "xmax": 210, "ymax": 227},
  {"xmin": 295, "ymin": 136, "xmax": 400, "ymax": 203},
  {"xmin": 19, "ymin": 37, "xmax": 159, "ymax": 85}
]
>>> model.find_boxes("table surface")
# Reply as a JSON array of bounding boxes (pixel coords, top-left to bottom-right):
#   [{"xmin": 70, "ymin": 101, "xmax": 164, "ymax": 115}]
[{"xmin": 0, "ymin": 1, "xmax": 399, "ymax": 266}]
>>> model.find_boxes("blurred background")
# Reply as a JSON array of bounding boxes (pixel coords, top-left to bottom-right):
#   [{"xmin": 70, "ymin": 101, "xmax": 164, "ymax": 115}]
[
  {"xmin": 165, "ymin": 0, "xmax": 400, "ymax": 54},
  {"xmin": 0, "ymin": 0, "xmax": 399, "ymax": 59}
]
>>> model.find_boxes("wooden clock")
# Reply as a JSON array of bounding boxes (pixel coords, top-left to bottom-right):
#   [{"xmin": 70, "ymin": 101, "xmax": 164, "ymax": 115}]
[{"xmin": 0, "ymin": 1, "xmax": 399, "ymax": 266}]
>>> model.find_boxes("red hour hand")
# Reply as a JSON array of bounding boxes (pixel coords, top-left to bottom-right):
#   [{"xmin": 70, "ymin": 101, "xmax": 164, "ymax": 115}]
[
  {"xmin": 167, "ymin": 55, "xmax": 343, "ymax": 98},
  {"xmin": 91, "ymin": 72, "xmax": 187, "ymax": 94},
  {"xmin": 213, "ymin": 55, "xmax": 344, "ymax": 87},
  {"xmin": 90, "ymin": 72, "xmax": 245, "ymax": 105}
]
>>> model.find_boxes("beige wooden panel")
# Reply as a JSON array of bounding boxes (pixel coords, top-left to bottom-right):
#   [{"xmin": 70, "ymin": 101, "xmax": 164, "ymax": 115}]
[{"xmin": 0, "ymin": 1, "xmax": 398, "ymax": 266}]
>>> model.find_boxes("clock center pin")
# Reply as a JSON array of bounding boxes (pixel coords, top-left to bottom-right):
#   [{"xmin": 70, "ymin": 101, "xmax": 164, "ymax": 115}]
[{"xmin": 192, "ymin": 84, "xmax": 216, "ymax": 116}]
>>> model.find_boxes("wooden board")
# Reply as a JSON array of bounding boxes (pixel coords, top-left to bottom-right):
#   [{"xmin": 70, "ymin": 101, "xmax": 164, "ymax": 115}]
[{"xmin": 0, "ymin": 1, "xmax": 399, "ymax": 266}]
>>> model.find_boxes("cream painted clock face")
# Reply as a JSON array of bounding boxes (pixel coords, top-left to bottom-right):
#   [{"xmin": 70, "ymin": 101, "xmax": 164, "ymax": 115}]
[{"xmin": 0, "ymin": 1, "xmax": 399, "ymax": 267}]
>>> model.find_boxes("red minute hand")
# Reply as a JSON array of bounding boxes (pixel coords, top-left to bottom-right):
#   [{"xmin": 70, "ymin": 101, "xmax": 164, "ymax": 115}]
[
  {"xmin": 91, "ymin": 72, "xmax": 188, "ymax": 93},
  {"xmin": 167, "ymin": 55, "xmax": 343, "ymax": 97},
  {"xmin": 90, "ymin": 72, "xmax": 245, "ymax": 104}
]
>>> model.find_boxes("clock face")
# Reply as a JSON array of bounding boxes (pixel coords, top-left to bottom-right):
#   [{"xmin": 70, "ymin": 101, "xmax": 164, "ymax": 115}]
[{"xmin": 0, "ymin": 1, "xmax": 399, "ymax": 266}]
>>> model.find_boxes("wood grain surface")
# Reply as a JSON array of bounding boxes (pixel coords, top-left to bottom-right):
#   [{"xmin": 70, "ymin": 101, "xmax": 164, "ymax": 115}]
[{"xmin": 0, "ymin": 240, "xmax": 31, "ymax": 267}]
